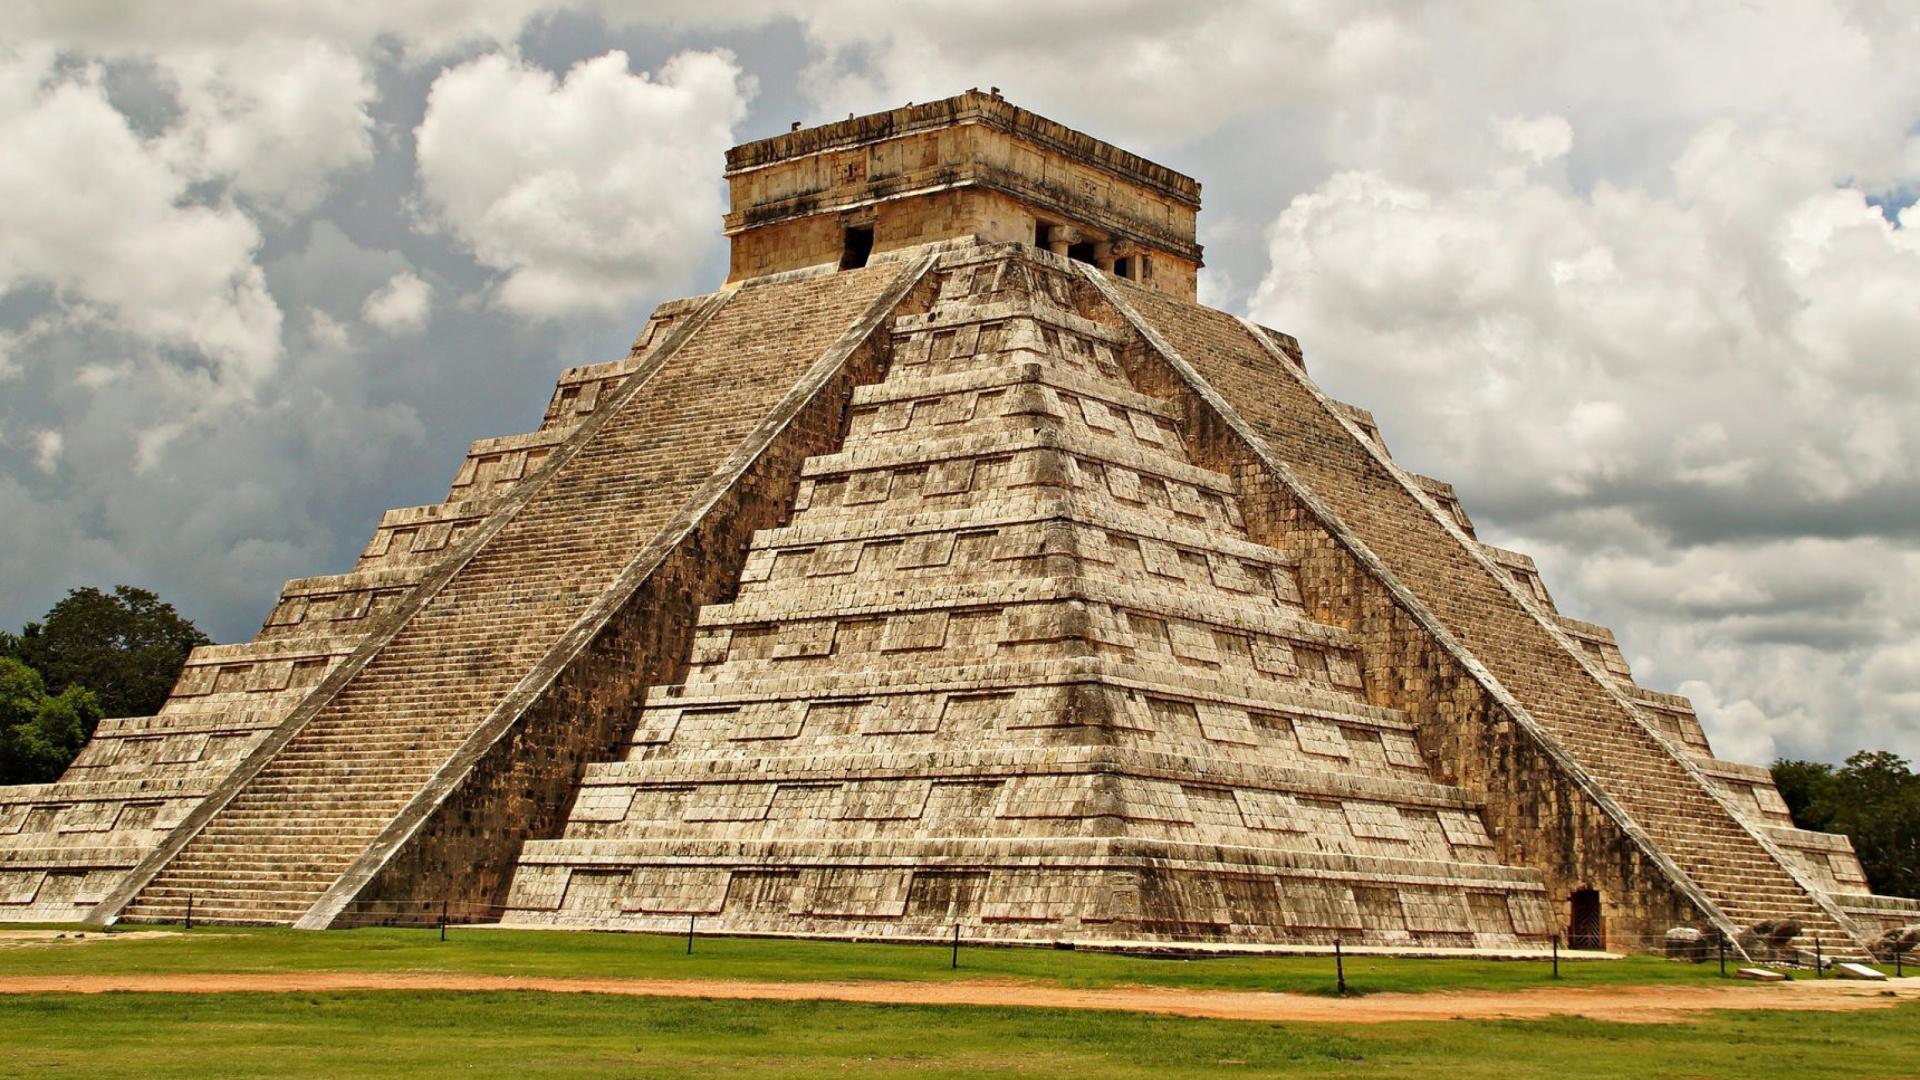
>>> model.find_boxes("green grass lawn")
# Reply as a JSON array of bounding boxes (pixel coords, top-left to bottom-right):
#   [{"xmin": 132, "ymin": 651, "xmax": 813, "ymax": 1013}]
[
  {"xmin": 0, "ymin": 924, "xmax": 1790, "ymax": 996},
  {"xmin": 0, "ymin": 991, "xmax": 1914, "ymax": 1080},
  {"xmin": 3, "ymin": 927, "xmax": 1914, "ymax": 1078}
]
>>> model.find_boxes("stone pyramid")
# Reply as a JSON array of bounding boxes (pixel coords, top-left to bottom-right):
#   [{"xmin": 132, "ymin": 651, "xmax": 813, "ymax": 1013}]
[
  {"xmin": 503, "ymin": 247, "xmax": 1552, "ymax": 948},
  {"xmin": 0, "ymin": 91, "xmax": 1911, "ymax": 956}
]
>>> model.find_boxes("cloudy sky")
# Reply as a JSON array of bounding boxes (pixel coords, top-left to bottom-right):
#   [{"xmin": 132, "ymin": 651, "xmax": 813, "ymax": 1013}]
[{"xmin": 4, "ymin": 2, "xmax": 1918, "ymax": 767}]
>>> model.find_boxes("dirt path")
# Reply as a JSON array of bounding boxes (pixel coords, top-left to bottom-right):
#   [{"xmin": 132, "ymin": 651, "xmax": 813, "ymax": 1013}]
[
  {"xmin": 0, "ymin": 931, "xmax": 185, "ymax": 949},
  {"xmin": 0, "ymin": 971, "xmax": 1914, "ymax": 1024}
]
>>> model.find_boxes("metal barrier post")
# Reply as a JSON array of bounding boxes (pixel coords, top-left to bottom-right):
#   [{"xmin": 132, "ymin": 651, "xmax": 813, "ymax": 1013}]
[
  {"xmin": 1814, "ymin": 936, "xmax": 1821, "ymax": 977},
  {"xmin": 686, "ymin": 913, "xmax": 696, "ymax": 955},
  {"xmin": 1335, "ymin": 938, "xmax": 1346, "ymax": 995},
  {"xmin": 1552, "ymin": 934, "xmax": 1560, "ymax": 979},
  {"xmin": 1718, "ymin": 935, "xmax": 1726, "ymax": 978},
  {"xmin": 951, "ymin": 923, "xmax": 961, "ymax": 970},
  {"xmin": 440, "ymin": 899, "xmax": 448, "ymax": 943},
  {"xmin": 185, "ymin": 894, "xmax": 193, "ymax": 931}
]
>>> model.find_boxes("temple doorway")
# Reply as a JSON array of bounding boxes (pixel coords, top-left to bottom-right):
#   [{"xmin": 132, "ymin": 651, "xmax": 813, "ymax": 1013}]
[{"xmin": 1568, "ymin": 888, "xmax": 1604, "ymax": 950}]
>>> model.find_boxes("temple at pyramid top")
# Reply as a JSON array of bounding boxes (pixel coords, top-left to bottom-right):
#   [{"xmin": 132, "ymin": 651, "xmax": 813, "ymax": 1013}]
[{"xmin": 724, "ymin": 89, "xmax": 1203, "ymax": 297}]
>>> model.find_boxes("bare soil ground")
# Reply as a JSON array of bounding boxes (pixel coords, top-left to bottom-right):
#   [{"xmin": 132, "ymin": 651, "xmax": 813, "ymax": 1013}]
[
  {"xmin": 1, "ymin": 970, "xmax": 1913, "ymax": 1024},
  {"xmin": 0, "ymin": 930, "xmax": 185, "ymax": 949}
]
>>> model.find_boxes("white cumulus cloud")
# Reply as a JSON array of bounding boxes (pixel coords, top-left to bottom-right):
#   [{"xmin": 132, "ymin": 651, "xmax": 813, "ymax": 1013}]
[
  {"xmin": 1257, "ymin": 119, "xmax": 1920, "ymax": 515},
  {"xmin": 0, "ymin": 49, "xmax": 283, "ymax": 385},
  {"xmin": 413, "ymin": 48, "xmax": 751, "ymax": 320},
  {"xmin": 1253, "ymin": 111, "xmax": 1920, "ymax": 761},
  {"xmin": 362, "ymin": 271, "xmax": 434, "ymax": 334},
  {"xmin": 792, "ymin": 0, "xmax": 1427, "ymax": 151},
  {"xmin": 157, "ymin": 40, "xmax": 376, "ymax": 215}
]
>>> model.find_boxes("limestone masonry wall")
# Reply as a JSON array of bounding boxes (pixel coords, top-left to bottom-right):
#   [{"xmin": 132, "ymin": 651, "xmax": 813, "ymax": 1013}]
[
  {"xmin": 726, "ymin": 91, "xmax": 1199, "ymax": 296},
  {"xmin": 504, "ymin": 246, "xmax": 1558, "ymax": 950}
]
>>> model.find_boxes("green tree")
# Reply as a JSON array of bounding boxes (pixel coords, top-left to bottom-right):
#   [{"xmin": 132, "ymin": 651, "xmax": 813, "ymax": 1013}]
[
  {"xmin": 1769, "ymin": 758, "xmax": 1835, "ymax": 823},
  {"xmin": 0, "ymin": 657, "xmax": 102, "ymax": 785},
  {"xmin": 4, "ymin": 585, "xmax": 210, "ymax": 724},
  {"xmin": 1771, "ymin": 751, "xmax": 1920, "ymax": 899}
]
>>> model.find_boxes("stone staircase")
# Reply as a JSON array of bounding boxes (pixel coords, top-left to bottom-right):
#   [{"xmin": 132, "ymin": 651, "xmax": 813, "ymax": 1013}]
[
  {"xmin": 119, "ymin": 714, "xmax": 484, "ymax": 924},
  {"xmin": 1099, "ymin": 273, "xmax": 1872, "ymax": 955},
  {"xmin": 110, "ymin": 260, "xmax": 923, "ymax": 926},
  {"xmin": 4, "ymin": 304, "xmax": 719, "ymax": 926},
  {"xmin": 1536, "ymin": 688, "xmax": 1853, "ymax": 945}
]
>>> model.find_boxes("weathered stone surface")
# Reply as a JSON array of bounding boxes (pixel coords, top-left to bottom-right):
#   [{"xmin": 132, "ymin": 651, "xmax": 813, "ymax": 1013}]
[
  {"xmin": 1834, "ymin": 961, "xmax": 1887, "ymax": 980},
  {"xmin": 1739, "ymin": 918, "xmax": 1806, "ymax": 965},
  {"xmin": 1665, "ymin": 927, "xmax": 1708, "ymax": 963},
  {"xmin": 501, "ymin": 246, "xmax": 1554, "ymax": 948},
  {"xmin": 0, "ymin": 91, "xmax": 1900, "ymax": 957},
  {"xmin": 1870, "ymin": 925, "xmax": 1920, "ymax": 963},
  {"xmin": 725, "ymin": 91, "xmax": 1200, "ymax": 299}
]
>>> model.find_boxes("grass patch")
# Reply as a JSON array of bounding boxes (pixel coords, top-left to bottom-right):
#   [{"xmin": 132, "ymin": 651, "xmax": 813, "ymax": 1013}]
[
  {"xmin": 0, "ymin": 925, "xmax": 1768, "ymax": 995},
  {"xmin": 0, "ymin": 991, "xmax": 1914, "ymax": 1079}
]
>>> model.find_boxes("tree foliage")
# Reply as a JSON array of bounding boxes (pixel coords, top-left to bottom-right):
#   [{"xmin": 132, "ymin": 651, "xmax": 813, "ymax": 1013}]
[
  {"xmin": 0, "ymin": 585, "xmax": 208, "ymax": 785},
  {"xmin": 0, "ymin": 657, "xmax": 102, "ymax": 785},
  {"xmin": 2, "ymin": 585, "xmax": 210, "ymax": 722},
  {"xmin": 1771, "ymin": 751, "xmax": 1920, "ymax": 900}
]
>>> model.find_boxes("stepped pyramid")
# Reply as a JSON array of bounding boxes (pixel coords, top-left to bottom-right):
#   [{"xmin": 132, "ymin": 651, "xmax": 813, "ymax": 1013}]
[
  {"xmin": 1, "ymin": 91, "xmax": 1912, "ymax": 955},
  {"xmin": 503, "ymin": 247, "xmax": 1553, "ymax": 947}
]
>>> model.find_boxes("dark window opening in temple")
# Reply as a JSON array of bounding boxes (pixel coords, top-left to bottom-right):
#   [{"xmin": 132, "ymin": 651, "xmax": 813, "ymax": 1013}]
[
  {"xmin": 1066, "ymin": 241, "xmax": 1096, "ymax": 265},
  {"xmin": 1113, "ymin": 256, "xmax": 1132, "ymax": 279},
  {"xmin": 1035, "ymin": 221, "xmax": 1054, "ymax": 248},
  {"xmin": 840, "ymin": 226, "xmax": 874, "ymax": 270}
]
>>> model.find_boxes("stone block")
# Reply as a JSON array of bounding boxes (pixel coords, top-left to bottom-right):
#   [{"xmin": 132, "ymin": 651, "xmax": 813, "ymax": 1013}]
[{"xmin": 1664, "ymin": 926, "xmax": 1708, "ymax": 963}]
